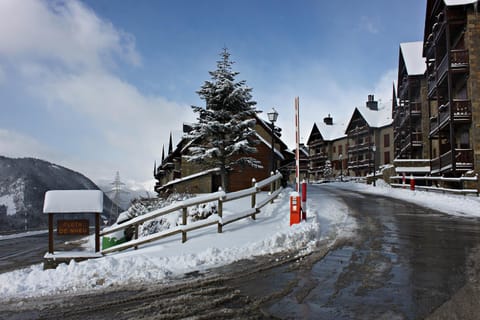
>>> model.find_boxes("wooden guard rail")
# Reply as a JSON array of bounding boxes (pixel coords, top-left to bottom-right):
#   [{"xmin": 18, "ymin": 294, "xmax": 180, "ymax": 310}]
[{"xmin": 101, "ymin": 172, "xmax": 283, "ymax": 254}]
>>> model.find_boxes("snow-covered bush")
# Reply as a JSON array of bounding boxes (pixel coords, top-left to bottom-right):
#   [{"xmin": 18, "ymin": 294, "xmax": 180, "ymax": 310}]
[{"xmin": 117, "ymin": 193, "xmax": 218, "ymax": 238}]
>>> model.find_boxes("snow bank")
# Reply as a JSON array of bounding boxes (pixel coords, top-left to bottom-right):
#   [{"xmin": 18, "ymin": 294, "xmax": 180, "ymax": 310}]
[
  {"xmin": 338, "ymin": 180, "xmax": 480, "ymax": 218},
  {"xmin": 0, "ymin": 188, "xmax": 351, "ymax": 300}
]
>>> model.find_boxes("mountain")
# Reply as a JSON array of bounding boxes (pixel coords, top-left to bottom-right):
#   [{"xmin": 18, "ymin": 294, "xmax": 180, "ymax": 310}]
[{"xmin": 0, "ymin": 156, "xmax": 116, "ymax": 233}]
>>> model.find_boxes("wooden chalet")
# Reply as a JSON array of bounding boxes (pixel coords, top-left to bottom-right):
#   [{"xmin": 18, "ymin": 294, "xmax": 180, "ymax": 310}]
[
  {"xmin": 154, "ymin": 115, "xmax": 293, "ymax": 195},
  {"xmin": 423, "ymin": 0, "xmax": 479, "ymax": 177}
]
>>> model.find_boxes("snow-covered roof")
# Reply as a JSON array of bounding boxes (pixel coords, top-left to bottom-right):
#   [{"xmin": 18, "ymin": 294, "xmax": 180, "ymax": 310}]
[
  {"xmin": 43, "ymin": 190, "xmax": 103, "ymax": 213},
  {"xmin": 255, "ymin": 132, "xmax": 285, "ymax": 160},
  {"xmin": 400, "ymin": 42, "xmax": 425, "ymax": 76},
  {"xmin": 356, "ymin": 104, "xmax": 393, "ymax": 128},
  {"xmin": 316, "ymin": 121, "xmax": 347, "ymax": 141},
  {"xmin": 444, "ymin": 0, "xmax": 477, "ymax": 6}
]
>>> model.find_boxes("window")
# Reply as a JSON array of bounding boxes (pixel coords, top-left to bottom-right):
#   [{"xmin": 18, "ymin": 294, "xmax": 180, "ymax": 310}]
[
  {"xmin": 384, "ymin": 134, "xmax": 390, "ymax": 148},
  {"xmin": 338, "ymin": 145, "xmax": 343, "ymax": 155},
  {"xmin": 333, "ymin": 146, "xmax": 336, "ymax": 153},
  {"xmin": 384, "ymin": 151, "xmax": 390, "ymax": 164}
]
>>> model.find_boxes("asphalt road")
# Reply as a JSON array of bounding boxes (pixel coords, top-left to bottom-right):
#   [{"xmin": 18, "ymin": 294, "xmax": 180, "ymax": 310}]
[
  {"xmin": 0, "ymin": 232, "xmax": 86, "ymax": 274},
  {"xmin": 2, "ymin": 184, "xmax": 480, "ymax": 319}
]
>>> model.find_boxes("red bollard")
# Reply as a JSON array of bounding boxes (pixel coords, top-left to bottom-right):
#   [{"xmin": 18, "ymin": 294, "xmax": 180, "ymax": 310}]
[
  {"xmin": 410, "ymin": 174, "xmax": 415, "ymax": 191},
  {"xmin": 290, "ymin": 192, "xmax": 301, "ymax": 226},
  {"xmin": 301, "ymin": 181, "xmax": 307, "ymax": 221}
]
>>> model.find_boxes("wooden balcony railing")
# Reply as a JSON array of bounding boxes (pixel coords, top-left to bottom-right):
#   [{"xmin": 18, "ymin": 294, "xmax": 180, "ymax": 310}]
[
  {"xmin": 430, "ymin": 99, "xmax": 472, "ymax": 135},
  {"xmin": 431, "ymin": 149, "xmax": 473, "ymax": 173}
]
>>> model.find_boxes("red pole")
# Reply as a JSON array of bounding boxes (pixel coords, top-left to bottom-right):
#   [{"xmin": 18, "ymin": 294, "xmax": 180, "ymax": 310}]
[
  {"xmin": 301, "ymin": 181, "xmax": 307, "ymax": 221},
  {"xmin": 410, "ymin": 174, "xmax": 415, "ymax": 191}
]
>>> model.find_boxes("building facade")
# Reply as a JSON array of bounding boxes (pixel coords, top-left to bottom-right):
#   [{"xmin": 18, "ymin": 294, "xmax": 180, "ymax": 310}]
[
  {"xmin": 307, "ymin": 95, "xmax": 393, "ymax": 180},
  {"xmin": 424, "ymin": 0, "xmax": 479, "ymax": 178},
  {"xmin": 394, "ymin": 42, "xmax": 430, "ymax": 161},
  {"xmin": 154, "ymin": 115, "xmax": 293, "ymax": 195}
]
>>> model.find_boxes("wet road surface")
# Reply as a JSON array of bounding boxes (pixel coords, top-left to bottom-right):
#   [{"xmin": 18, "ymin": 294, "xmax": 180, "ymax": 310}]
[
  {"xmin": 241, "ymin": 185, "xmax": 480, "ymax": 319},
  {"xmin": 2, "ymin": 184, "xmax": 480, "ymax": 319},
  {"xmin": 0, "ymin": 232, "xmax": 87, "ymax": 274}
]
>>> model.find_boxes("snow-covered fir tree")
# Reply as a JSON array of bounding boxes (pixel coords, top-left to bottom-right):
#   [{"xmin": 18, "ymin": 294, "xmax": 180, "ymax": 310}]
[
  {"xmin": 185, "ymin": 48, "xmax": 262, "ymax": 191},
  {"xmin": 323, "ymin": 160, "xmax": 333, "ymax": 181}
]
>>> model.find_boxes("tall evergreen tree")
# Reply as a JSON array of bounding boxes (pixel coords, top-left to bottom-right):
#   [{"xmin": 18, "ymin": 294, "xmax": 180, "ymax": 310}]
[{"xmin": 185, "ymin": 48, "xmax": 262, "ymax": 191}]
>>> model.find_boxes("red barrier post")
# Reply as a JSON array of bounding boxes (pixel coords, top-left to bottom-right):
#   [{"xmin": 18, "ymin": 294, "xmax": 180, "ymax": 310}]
[
  {"xmin": 301, "ymin": 181, "xmax": 307, "ymax": 221},
  {"xmin": 410, "ymin": 174, "xmax": 415, "ymax": 191},
  {"xmin": 290, "ymin": 192, "xmax": 301, "ymax": 226}
]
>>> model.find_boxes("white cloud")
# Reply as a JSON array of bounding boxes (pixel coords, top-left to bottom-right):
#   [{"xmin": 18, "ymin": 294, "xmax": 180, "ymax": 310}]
[
  {"xmin": 0, "ymin": 0, "xmax": 190, "ymax": 183},
  {"xmin": 253, "ymin": 65, "xmax": 397, "ymax": 148},
  {"xmin": 359, "ymin": 16, "xmax": 380, "ymax": 34},
  {"xmin": 0, "ymin": 129, "xmax": 57, "ymax": 159},
  {"xmin": 0, "ymin": 0, "xmax": 140, "ymax": 69}
]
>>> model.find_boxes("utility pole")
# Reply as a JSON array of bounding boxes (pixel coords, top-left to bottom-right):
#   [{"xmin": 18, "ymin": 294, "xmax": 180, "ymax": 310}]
[{"xmin": 108, "ymin": 171, "xmax": 127, "ymax": 221}]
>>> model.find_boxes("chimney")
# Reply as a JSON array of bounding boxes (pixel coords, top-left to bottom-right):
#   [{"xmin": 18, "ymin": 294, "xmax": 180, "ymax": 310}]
[
  {"xmin": 323, "ymin": 114, "xmax": 333, "ymax": 125},
  {"xmin": 366, "ymin": 94, "xmax": 378, "ymax": 110}
]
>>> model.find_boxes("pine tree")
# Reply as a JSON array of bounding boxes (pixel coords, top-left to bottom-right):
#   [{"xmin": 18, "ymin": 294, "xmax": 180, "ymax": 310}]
[{"xmin": 185, "ymin": 48, "xmax": 262, "ymax": 191}]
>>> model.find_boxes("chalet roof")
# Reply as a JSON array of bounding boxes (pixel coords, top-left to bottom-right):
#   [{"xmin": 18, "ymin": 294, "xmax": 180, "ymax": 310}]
[
  {"xmin": 346, "ymin": 103, "xmax": 392, "ymax": 132},
  {"xmin": 357, "ymin": 104, "xmax": 392, "ymax": 128},
  {"xmin": 316, "ymin": 120, "xmax": 347, "ymax": 141},
  {"xmin": 400, "ymin": 42, "xmax": 425, "ymax": 75}
]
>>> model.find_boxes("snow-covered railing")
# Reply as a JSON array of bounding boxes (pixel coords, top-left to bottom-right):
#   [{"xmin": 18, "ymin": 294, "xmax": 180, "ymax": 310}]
[{"xmin": 101, "ymin": 172, "xmax": 283, "ymax": 254}]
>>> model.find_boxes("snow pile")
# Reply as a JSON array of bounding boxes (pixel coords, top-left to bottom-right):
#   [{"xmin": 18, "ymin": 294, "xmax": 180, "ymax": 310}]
[{"xmin": 0, "ymin": 188, "xmax": 351, "ymax": 300}]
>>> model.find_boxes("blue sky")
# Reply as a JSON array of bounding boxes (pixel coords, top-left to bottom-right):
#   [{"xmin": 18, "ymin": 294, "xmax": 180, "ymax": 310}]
[{"xmin": 0, "ymin": 0, "xmax": 426, "ymax": 186}]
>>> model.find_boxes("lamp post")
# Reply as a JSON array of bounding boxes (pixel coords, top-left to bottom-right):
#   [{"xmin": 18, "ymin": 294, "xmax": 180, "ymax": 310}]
[
  {"xmin": 339, "ymin": 154, "xmax": 343, "ymax": 182},
  {"xmin": 267, "ymin": 108, "xmax": 279, "ymax": 173},
  {"xmin": 372, "ymin": 145, "xmax": 377, "ymax": 187}
]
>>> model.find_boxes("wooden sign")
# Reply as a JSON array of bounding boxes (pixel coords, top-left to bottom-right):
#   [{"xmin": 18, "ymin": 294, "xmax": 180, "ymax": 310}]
[{"xmin": 57, "ymin": 219, "xmax": 89, "ymax": 235}]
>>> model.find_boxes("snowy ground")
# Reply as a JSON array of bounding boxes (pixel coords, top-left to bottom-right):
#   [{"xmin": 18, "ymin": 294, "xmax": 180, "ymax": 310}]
[{"xmin": 1, "ymin": 180, "xmax": 479, "ymax": 301}]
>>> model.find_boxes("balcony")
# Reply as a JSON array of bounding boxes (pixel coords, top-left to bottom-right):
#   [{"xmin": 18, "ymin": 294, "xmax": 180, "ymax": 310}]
[
  {"xmin": 309, "ymin": 153, "xmax": 328, "ymax": 162},
  {"xmin": 347, "ymin": 142, "xmax": 372, "ymax": 154},
  {"xmin": 437, "ymin": 49, "xmax": 469, "ymax": 82},
  {"xmin": 429, "ymin": 99, "xmax": 472, "ymax": 136},
  {"xmin": 431, "ymin": 149, "xmax": 473, "ymax": 174}
]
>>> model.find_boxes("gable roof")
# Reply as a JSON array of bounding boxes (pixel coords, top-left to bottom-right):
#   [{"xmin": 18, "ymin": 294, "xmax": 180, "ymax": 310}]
[
  {"xmin": 346, "ymin": 104, "xmax": 392, "ymax": 132},
  {"xmin": 400, "ymin": 42, "xmax": 426, "ymax": 76}
]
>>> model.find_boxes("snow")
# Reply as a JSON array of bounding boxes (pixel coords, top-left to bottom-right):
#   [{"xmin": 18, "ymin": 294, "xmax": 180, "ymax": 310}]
[
  {"xmin": 316, "ymin": 120, "xmax": 347, "ymax": 141},
  {"xmin": 358, "ymin": 104, "xmax": 392, "ymax": 128},
  {"xmin": 444, "ymin": 0, "xmax": 478, "ymax": 6},
  {"xmin": 0, "ymin": 194, "xmax": 16, "ymax": 216},
  {"xmin": 400, "ymin": 42, "xmax": 425, "ymax": 76},
  {"xmin": 1, "ymin": 181, "xmax": 480, "ymax": 300},
  {"xmin": 395, "ymin": 166, "xmax": 431, "ymax": 173},
  {"xmin": 43, "ymin": 190, "xmax": 103, "ymax": 213}
]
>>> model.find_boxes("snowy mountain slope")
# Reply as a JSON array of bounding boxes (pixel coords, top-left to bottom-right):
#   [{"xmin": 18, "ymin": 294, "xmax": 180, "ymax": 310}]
[{"xmin": 0, "ymin": 156, "xmax": 115, "ymax": 232}]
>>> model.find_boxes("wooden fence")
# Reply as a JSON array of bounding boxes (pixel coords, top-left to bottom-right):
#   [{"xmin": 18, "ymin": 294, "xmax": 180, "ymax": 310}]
[{"xmin": 101, "ymin": 172, "xmax": 283, "ymax": 254}]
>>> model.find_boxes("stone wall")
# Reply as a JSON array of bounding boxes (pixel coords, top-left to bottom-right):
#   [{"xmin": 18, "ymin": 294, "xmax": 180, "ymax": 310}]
[{"xmin": 467, "ymin": 8, "xmax": 480, "ymax": 190}]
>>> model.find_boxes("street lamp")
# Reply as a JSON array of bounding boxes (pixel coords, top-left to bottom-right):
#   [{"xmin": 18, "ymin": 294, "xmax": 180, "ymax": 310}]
[
  {"xmin": 267, "ymin": 108, "xmax": 279, "ymax": 173},
  {"xmin": 339, "ymin": 154, "xmax": 343, "ymax": 182},
  {"xmin": 372, "ymin": 145, "xmax": 377, "ymax": 187}
]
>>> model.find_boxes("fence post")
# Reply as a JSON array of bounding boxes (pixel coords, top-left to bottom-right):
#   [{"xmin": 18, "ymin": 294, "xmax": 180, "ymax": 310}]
[
  {"xmin": 182, "ymin": 207, "xmax": 187, "ymax": 243},
  {"xmin": 270, "ymin": 171, "xmax": 274, "ymax": 203},
  {"xmin": 217, "ymin": 187, "xmax": 223, "ymax": 233},
  {"xmin": 134, "ymin": 224, "xmax": 139, "ymax": 250},
  {"xmin": 251, "ymin": 178, "xmax": 257, "ymax": 220}
]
